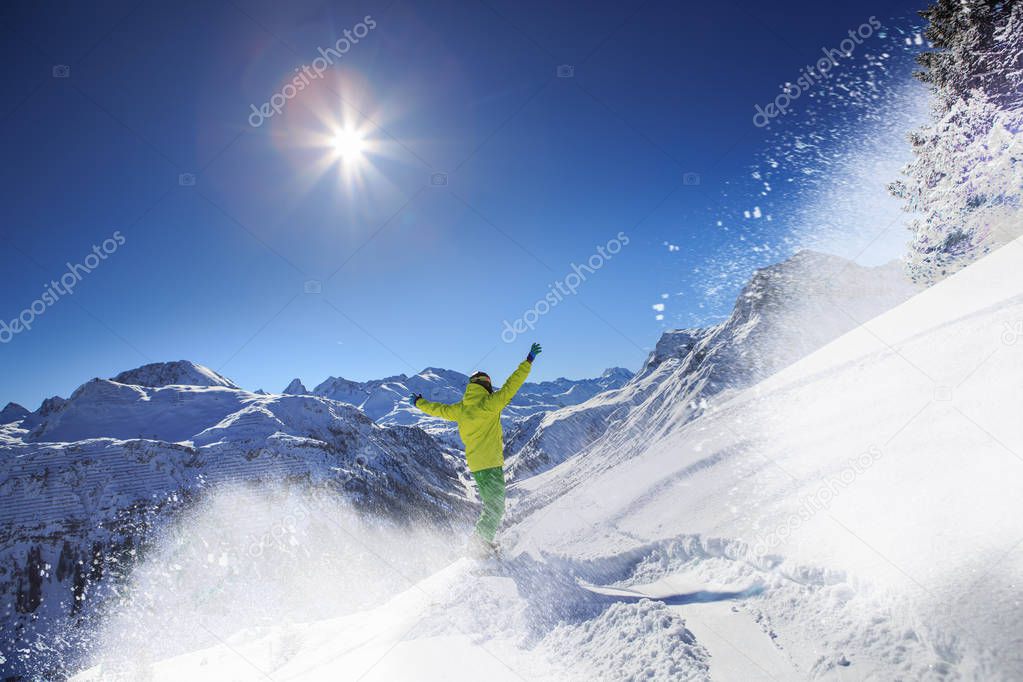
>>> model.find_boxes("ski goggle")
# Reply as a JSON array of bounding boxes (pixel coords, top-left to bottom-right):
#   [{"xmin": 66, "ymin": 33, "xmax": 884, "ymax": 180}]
[{"xmin": 469, "ymin": 373, "xmax": 491, "ymax": 385}]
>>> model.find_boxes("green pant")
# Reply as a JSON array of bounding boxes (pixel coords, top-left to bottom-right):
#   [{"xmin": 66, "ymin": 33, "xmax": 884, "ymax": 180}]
[{"xmin": 471, "ymin": 466, "xmax": 506, "ymax": 542}]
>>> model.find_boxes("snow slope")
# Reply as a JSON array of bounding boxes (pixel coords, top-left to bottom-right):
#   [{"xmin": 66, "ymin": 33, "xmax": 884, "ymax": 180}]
[
  {"xmin": 511, "ymin": 236, "xmax": 1023, "ymax": 678},
  {"xmin": 86, "ymin": 239, "xmax": 1023, "ymax": 681}
]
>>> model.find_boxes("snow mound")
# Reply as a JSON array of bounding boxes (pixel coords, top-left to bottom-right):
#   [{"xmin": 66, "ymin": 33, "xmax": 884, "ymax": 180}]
[
  {"xmin": 541, "ymin": 599, "xmax": 709, "ymax": 680},
  {"xmin": 111, "ymin": 360, "xmax": 238, "ymax": 389}
]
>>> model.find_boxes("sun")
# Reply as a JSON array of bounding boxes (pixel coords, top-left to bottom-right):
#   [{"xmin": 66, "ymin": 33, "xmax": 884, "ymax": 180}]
[
  {"xmin": 279, "ymin": 80, "xmax": 393, "ymax": 197},
  {"xmin": 332, "ymin": 128, "xmax": 366, "ymax": 163}
]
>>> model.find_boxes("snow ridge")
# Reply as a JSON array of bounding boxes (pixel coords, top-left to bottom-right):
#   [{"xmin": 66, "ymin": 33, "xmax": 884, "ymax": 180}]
[
  {"xmin": 507, "ymin": 251, "xmax": 920, "ymax": 480},
  {"xmin": 111, "ymin": 360, "xmax": 238, "ymax": 389}
]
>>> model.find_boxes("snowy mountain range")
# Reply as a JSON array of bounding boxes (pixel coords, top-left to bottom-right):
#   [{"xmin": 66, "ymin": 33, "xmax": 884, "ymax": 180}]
[
  {"xmin": 505, "ymin": 251, "xmax": 921, "ymax": 480},
  {"xmin": 279, "ymin": 365, "xmax": 634, "ymax": 447},
  {"xmin": 0, "ymin": 362, "xmax": 473, "ymax": 678}
]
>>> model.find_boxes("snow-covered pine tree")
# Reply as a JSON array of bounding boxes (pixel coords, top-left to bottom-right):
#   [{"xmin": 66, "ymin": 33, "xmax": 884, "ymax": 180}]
[{"xmin": 890, "ymin": 0, "xmax": 1023, "ymax": 282}]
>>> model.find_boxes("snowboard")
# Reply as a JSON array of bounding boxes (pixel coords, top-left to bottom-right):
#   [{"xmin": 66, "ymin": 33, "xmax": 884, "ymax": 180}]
[{"xmin": 465, "ymin": 537, "xmax": 507, "ymax": 576}]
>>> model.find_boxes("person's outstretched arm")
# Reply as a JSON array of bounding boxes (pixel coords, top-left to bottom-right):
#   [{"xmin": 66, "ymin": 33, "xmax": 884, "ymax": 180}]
[
  {"xmin": 485, "ymin": 342, "xmax": 542, "ymax": 411},
  {"xmin": 410, "ymin": 393, "xmax": 462, "ymax": 421}
]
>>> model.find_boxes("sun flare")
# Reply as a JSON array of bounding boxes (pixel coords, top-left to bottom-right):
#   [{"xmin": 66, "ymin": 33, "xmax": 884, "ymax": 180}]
[
  {"xmin": 332, "ymin": 128, "xmax": 366, "ymax": 162},
  {"xmin": 275, "ymin": 74, "xmax": 399, "ymax": 199}
]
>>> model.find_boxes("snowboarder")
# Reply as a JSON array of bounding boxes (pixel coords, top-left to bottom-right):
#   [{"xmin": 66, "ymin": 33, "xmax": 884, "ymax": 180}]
[{"xmin": 410, "ymin": 342, "xmax": 542, "ymax": 558}]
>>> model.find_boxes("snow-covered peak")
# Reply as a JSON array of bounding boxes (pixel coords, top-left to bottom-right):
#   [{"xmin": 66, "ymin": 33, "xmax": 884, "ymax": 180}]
[
  {"xmin": 0, "ymin": 402, "xmax": 29, "ymax": 424},
  {"xmin": 600, "ymin": 367, "xmax": 633, "ymax": 381},
  {"xmin": 282, "ymin": 378, "xmax": 308, "ymax": 395},
  {"xmin": 312, "ymin": 375, "xmax": 364, "ymax": 395},
  {"xmin": 415, "ymin": 367, "xmax": 470, "ymax": 385},
  {"xmin": 111, "ymin": 361, "xmax": 238, "ymax": 389}
]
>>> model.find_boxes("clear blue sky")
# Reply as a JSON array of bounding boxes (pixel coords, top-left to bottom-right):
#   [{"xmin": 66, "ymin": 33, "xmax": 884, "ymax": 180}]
[{"xmin": 0, "ymin": 0, "xmax": 928, "ymax": 409}]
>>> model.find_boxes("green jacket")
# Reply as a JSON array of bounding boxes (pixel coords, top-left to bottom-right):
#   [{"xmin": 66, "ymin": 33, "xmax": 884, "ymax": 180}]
[{"xmin": 415, "ymin": 361, "xmax": 532, "ymax": 472}]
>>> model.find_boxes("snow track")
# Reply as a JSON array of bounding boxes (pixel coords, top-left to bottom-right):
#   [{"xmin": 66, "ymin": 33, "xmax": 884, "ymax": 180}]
[{"xmin": 680, "ymin": 601, "xmax": 800, "ymax": 682}]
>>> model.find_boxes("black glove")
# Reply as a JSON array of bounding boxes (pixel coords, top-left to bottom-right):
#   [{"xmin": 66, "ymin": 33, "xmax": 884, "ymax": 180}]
[
  {"xmin": 527, "ymin": 342, "xmax": 542, "ymax": 363},
  {"xmin": 409, "ymin": 393, "xmax": 423, "ymax": 408}
]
